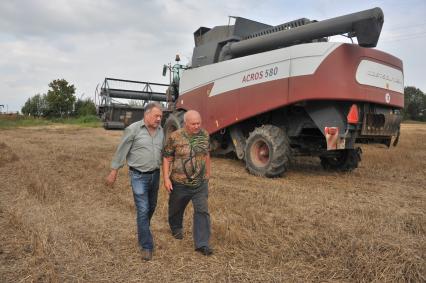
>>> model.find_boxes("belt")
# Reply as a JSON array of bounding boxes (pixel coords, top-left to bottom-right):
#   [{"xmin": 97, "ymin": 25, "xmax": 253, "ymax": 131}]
[{"xmin": 129, "ymin": 167, "xmax": 159, "ymax": 174}]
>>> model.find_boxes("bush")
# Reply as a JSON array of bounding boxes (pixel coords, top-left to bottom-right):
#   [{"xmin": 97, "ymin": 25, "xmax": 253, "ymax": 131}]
[{"xmin": 74, "ymin": 99, "xmax": 97, "ymax": 117}]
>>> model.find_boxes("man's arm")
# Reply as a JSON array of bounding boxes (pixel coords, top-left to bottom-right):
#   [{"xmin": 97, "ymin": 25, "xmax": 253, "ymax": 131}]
[
  {"xmin": 105, "ymin": 127, "xmax": 134, "ymax": 186},
  {"xmin": 162, "ymin": 157, "xmax": 173, "ymax": 192},
  {"xmin": 106, "ymin": 169, "xmax": 118, "ymax": 186},
  {"xmin": 162, "ymin": 131, "xmax": 175, "ymax": 192},
  {"xmin": 205, "ymin": 153, "xmax": 211, "ymax": 180},
  {"xmin": 205, "ymin": 130, "xmax": 211, "ymax": 180}
]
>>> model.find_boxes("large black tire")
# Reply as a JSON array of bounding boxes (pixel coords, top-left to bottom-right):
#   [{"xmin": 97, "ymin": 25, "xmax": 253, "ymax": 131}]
[
  {"xmin": 320, "ymin": 148, "xmax": 362, "ymax": 172},
  {"xmin": 244, "ymin": 125, "xmax": 291, "ymax": 178},
  {"xmin": 164, "ymin": 111, "xmax": 184, "ymax": 142}
]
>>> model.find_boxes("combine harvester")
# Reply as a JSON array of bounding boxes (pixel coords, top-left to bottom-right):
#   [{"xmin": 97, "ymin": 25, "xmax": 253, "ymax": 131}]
[{"xmin": 99, "ymin": 7, "xmax": 404, "ymax": 177}]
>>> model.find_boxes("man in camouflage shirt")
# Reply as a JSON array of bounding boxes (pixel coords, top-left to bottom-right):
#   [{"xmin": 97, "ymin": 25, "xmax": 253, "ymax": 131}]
[{"xmin": 163, "ymin": 110, "xmax": 212, "ymax": 256}]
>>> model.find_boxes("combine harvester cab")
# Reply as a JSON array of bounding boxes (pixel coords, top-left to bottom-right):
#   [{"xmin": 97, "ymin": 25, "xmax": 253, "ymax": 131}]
[{"xmin": 163, "ymin": 7, "xmax": 404, "ymax": 177}]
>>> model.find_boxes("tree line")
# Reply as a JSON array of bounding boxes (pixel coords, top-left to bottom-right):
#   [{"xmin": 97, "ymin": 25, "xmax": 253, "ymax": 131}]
[
  {"xmin": 21, "ymin": 79, "xmax": 96, "ymax": 118},
  {"xmin": 403, "ymin": 86, "xmax": 426, "ymax": 121}
]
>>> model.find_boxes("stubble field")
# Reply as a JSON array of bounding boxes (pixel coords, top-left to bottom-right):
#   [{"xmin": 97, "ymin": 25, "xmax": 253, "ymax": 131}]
[{"xmin": 0, "ymin": 123, "xmax": 425, "ymax": 282}]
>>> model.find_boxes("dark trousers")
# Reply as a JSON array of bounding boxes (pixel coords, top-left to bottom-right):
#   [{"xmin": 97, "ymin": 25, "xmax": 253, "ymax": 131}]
[{"xmin": 168, "ymin": 181, "xmax": 211, "ymax": 249}]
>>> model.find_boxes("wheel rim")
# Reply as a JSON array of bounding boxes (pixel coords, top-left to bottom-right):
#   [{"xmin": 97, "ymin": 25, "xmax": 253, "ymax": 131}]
[{"xmin": 250, "ymin": 139, "xmax": 270, "ymax": 167}]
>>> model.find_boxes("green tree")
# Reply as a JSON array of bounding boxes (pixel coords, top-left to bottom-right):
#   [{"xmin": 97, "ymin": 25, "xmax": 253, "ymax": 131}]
[
  {"xmin": 21, "ymin": 94, "xmax": 46, "ymax": 117},
  {"xmin": 403, "ymin": 86, "xmax": 426, "ymax": 121},
  {"xmin": 21, "ymin": 97, "xmax": 32, "ymax": 116},
  {"xmin": 45, "ymin": 79, "xmax": 76, "ymax": 118},
  {"xmin": 74, "ymin": 98, "xmax": 97, "ymax": 116}
]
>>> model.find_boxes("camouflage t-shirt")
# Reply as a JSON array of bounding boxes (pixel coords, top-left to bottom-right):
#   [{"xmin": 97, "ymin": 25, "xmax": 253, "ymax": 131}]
[{"xmin": 163, "ymin": 128, "xmax": 209, "ymax": 187}]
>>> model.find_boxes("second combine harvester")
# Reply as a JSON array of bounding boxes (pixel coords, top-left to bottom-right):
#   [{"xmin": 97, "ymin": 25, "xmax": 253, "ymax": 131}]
[{"xmin": 163, "ymin": 7, "xmax": 404, "ymax": 177}]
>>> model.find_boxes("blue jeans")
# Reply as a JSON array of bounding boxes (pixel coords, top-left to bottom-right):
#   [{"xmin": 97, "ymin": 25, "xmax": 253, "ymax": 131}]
[{"xmin": 129, "ymin": 169, "xmax": 160, "ymax": 251}]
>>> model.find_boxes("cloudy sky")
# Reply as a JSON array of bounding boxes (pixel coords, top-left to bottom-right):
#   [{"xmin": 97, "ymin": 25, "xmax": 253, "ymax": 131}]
[{"xmin": 1, "ymin": 0, "xmax": 425, "ymax": 112}]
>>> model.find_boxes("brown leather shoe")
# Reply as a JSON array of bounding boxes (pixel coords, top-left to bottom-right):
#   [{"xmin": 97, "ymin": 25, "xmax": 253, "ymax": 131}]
[{"xmin": 141, "ymin": 249, "xmax": 153, "ymax": 261}]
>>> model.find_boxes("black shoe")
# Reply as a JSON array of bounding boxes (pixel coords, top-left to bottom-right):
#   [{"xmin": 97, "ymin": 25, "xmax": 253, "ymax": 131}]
[
  {"xmin": 195, "ymin": 246, "xmax": 213, "ymax": 256},
  {"xmin": 172, "ymin": 230, "xmax": 183, "ymax": 240}
]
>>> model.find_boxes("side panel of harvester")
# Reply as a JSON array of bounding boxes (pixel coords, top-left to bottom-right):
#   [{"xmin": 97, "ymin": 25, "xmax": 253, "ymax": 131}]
[
  {"xmin": 289, "ymin": 44, "xmax": 403, "ymax": 107},
  {"xmin": 177, "ymin": 42, "xmax": 336, "ymax": 133},
  {"xmin": 176, "ymin": 42, "xmax": 403, "ymax": 134}
]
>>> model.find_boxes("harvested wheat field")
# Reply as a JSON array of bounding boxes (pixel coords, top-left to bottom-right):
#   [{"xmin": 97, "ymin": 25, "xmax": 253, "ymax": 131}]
[{"xmin": 0, "ymin": 123, "xmax": 425, "ymax": 282}]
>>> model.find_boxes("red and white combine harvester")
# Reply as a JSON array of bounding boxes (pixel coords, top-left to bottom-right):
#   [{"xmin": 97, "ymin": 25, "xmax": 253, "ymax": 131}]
[{"xmin": 100, "ymin": 7, "xmax": 404, "ymax": 177}]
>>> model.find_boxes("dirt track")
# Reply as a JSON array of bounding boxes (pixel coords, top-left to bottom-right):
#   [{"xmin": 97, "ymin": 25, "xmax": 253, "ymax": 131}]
[{"xmin": 1, "ymin": 124, "xmax": 425, "ymax": 282}]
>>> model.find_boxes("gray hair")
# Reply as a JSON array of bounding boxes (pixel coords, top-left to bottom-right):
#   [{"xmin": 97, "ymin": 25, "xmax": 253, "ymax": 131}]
[
  {"xmin": 144, "ymin": 102, "xmax": 162, "ymax": 115},
  {"xmin": 183, "ymin": 110, "xmax": 201, "ymax": 123}
]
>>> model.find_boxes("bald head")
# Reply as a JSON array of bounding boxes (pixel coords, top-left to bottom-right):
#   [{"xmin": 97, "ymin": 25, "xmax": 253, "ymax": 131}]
[
  {"xmin": 184, "ymin": 110, "xmax": 201, "ymax": 122},
  {"xmin": 184, "ymin": 110, "xmax": 202, "ymax": 135}
]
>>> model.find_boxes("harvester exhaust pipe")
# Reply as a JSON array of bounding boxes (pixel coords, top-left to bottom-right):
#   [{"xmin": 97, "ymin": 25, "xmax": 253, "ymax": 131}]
[{"xmin": 220, "ymin": 7, "xmax": 384, "ymax": 61}]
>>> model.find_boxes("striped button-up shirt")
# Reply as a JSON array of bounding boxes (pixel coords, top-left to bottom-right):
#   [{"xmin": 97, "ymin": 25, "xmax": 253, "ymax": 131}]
[{"xmin": 111, "ymin": 120, "xmax": 163, "ymax": 172}]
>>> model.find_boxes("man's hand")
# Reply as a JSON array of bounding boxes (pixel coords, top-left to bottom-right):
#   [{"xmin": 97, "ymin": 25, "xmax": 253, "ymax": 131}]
[
  {"xmin": 105, "ymin": 169, "xmax": 118, "ymax": 186},
  {"xmin": 164, "ymin": 177, "xmax": 173, "ymax": 193}
]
